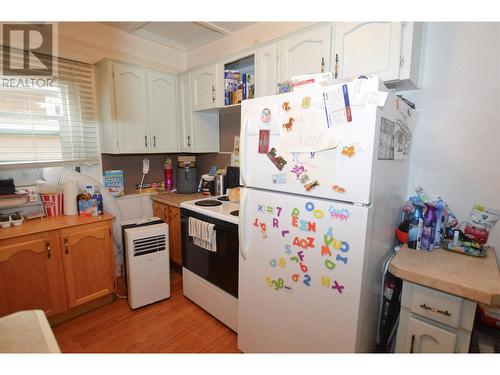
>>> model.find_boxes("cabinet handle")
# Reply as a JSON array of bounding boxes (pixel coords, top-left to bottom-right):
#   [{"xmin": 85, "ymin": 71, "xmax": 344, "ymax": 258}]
[
  {"xmin": 419, "ymin": 303, "xmax": 452, "ymax": 317},
  {"xmin": 211, "ymin": 85, "xmax": 215, "ymax": 103},
  {"xmin": 410, "ymin": 334, "xmax": 415, "ymax": 353},
  {"xmin": 153, "ymin": 135, "xmax": 156, "ymax": 148},
  {"xmin": 46, "ymin": 241, "xmax": 51, "ymax": 259},
  {"xmin": 334, "ymin": 53, "xmax": 339, "ymax": 79},
  {"xmin": 145, "ymin": 136, "xmax": 148, "ymax": 147},
  {"xmin": 64, "ymin": 238, "xmax": 69, "ymax": 254},
  {"xmin": 321, "ymin": 57, "xmax": 325, "ymax": 73},
  {"xmin": 187, "ymin": 136, "xmax": 191, "ymax": 147}
]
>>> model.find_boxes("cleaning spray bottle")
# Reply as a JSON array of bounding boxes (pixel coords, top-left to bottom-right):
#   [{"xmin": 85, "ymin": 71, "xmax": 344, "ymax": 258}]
[
  {"xmin": 433, "ymin": 199, "xmax": 445, "ymax": 248},
  {"xmin": 421, "ymin": 203, "xmax": 436, "ymax": 251},
  {"xmin": 408, "ymin": 197, "xmax": 424, "ymax": 250}
]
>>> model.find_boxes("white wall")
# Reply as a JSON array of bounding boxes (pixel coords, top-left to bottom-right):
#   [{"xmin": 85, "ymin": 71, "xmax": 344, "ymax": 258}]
[{"xmin": 403, "ymin": 23, "xmax": 500, "ymax": 258}]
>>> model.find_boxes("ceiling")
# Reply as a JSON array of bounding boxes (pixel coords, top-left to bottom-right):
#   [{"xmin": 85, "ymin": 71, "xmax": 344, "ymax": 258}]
[{"xmin": 103, "ymin": 22, "xmax": 255, "ymax": 51}]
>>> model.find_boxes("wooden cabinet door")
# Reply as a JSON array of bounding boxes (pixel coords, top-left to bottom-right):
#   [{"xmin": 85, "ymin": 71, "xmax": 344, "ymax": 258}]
[
  {"xmin": 147, "ymin": 71, "xmax": 179, "ymax": 152},
  {"xmin": 61, "ymin": 223, "xmax": 114, "ymax": 308},
  {"xmin": 280, "ymin": 24, "xmax": 332, "ymax": 81},
  {"xmin": 113, "ymin": 62, "xmax": 150, "ymax": 153},
  {"xmin": 168, "ymin": 206, "xmax": 182, "ymax": 266},
  {"xmin": 178, "ymin": 72, "xmax": 194, "ymax": 152},
  {"xmin": 0, "ymin": 233, "xmax": 67, "ymax": 317},
  {"xmin": 255, "ymin": 43, "xmax": 278, "ymax": 97},
  {"xmin": 191, "ymin": 64, "xmax": 217, "ymax": 111},
  {"xmin": 153, "ymin": 201, "xmax": 169, "ymax": 223},
  {"xmin": 405, "ymin": 316, "xmax": 458, "ymax": 353},
  {"xmin": 333, "ymin": 22, "xmax": 403, "ymax": 81}
]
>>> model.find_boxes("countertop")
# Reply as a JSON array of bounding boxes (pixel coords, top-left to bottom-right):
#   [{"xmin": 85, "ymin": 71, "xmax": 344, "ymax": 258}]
[
  {"xmin": 0, "ymin": 213, "xmax": 115, "ymax": 241},
  {"xmin": 0, "ymin": 310, "xmax": 60, "ymax": 353},
  {"xmin": 151, "ymin": 192, "xmax": 206, "ymax": 208},
  {"xmin": 389, "ymin": 245, "xmax": 500, "ymax": 306}
]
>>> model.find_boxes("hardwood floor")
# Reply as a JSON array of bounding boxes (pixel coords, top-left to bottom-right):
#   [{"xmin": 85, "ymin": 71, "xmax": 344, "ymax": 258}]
[{"xmin": 53, "ymin": 268, "xmax": 240, "ymax": 353}]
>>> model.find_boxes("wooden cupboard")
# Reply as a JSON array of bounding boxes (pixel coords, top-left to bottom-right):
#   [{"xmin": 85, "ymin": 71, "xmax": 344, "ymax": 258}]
[
  {"xmin": 0, "ymin": 214, "xmax": 115, "ymax": 319},
  {"xmin": 61, "ymin": 223, "xmax": 115, "ymax": 308},
  {"xmin": 152, "ymin": 201, "xmax": 182, "ymax": 266},
  {"xmin": 0, "ymin": 232, "xmax": 66, "ymax": 317}
]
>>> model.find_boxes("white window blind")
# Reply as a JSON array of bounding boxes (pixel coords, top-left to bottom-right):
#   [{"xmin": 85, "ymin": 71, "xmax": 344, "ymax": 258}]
[{"xmin": 0, "ymin": 50, "xmax": 99, "ymax": 166}]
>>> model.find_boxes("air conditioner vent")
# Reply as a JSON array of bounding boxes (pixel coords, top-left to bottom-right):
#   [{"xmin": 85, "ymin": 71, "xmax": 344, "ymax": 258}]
[{"xmin": 133, "ymin": 234, "xmax": 167, "ymax": 257}]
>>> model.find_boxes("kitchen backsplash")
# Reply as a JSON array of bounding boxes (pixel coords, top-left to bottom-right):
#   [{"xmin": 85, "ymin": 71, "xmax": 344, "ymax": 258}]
[{"xmin": 101, "ymin": 152, "xmax": 233, "ymax": 195}]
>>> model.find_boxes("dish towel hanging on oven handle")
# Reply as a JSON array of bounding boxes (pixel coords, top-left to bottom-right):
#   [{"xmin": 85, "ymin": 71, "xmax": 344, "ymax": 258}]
[{"xmin": 188, "ymin": 217, "xmax": 217, "ymax": 252}]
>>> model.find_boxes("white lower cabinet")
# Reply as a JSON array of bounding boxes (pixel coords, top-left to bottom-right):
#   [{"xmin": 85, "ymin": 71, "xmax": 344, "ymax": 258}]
[
  {"xmin": 395, "ymin": 281, "xmax": 476, "ymax": 353},
  {"xmin": 404, "ymin": 315, "xmax": 458, "ymax": 353}
]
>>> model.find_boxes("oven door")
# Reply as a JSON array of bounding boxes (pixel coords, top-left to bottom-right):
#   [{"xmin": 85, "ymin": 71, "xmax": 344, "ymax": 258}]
[{"xmin": 181, "ymin": 208, "xmax": 239, "ymax": 298}]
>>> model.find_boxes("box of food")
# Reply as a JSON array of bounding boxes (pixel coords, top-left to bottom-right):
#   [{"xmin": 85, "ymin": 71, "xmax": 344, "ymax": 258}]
[
  {"xmin": 78, "ymin": 199, "xmax": 98, "ymax": 217},
  {"xmin": 103, "ymin": 170, "xmax": 124, "ymax": 198}
]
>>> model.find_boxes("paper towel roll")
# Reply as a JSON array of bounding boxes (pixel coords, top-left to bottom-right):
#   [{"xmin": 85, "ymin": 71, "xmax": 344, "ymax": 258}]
[{"xmin": 63, "ymin": 181, "xmax": 79, "ymax": 215}]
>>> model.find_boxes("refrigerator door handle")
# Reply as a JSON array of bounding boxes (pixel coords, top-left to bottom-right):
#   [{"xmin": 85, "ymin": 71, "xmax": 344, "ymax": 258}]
[
  {"xmin": 239, "ymin": 187, "xmax": 249, "ymax": 260},
  {"xmin": 239, "ymin": 115, "xmax": 249, "ymax": 186}
]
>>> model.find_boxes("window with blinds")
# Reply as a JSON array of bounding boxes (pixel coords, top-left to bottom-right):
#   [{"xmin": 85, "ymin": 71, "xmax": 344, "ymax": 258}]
[{"xmin": 0, "ymin": 50, "xmax": 99, "ymax": 166}]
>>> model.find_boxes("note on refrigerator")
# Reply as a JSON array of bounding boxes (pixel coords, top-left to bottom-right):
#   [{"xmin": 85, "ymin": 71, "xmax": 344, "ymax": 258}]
[{"xmin": 278, "ymin": 89, "xmax": 339, "ymax": 153}]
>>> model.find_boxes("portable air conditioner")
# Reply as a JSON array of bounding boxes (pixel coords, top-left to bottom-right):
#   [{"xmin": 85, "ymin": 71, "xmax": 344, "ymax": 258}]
[{"xmin": 124, "ymin": 220, "xmax": 170, "ymax": 309}]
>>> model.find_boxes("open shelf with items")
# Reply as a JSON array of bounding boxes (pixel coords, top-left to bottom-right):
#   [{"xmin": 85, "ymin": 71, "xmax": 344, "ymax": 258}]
[{"xmin": 223, "ymin": 55, "xmax": 255, "ymax": 107}]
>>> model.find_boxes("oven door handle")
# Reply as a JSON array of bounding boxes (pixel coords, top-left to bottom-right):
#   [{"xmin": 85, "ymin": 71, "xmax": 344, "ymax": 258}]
[{"xmin": 239, "ymin": 187, "xmax": 248, "ymax": 260}]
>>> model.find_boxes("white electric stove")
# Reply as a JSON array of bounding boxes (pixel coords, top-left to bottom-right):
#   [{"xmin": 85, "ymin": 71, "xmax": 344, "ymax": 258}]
[
  {"xmin": 180, "ymin": 194, "xmax": 240, "ymax": 332},
  {"xmin": 180, "ymin": 195, "xmax": 239, "ymax": 224}
]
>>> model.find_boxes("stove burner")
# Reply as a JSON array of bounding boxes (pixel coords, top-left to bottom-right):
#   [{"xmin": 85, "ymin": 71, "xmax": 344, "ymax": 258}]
[
  {"xmin": 195, "ymin": 200, "xmax": 222, "ymax": 207},
  {"xmin": 230, "ymin": 210, "xmax": 239, "ymax": 217},
  {"xmin": 217, "ymin": 196, "xmax": 230, "ymax": 202}
]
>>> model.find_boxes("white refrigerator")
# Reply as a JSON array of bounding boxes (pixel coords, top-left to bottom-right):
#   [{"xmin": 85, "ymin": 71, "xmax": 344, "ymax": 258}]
[{"xmin": 238, "ymin": 77, "xmax": 415, "ymax": 352}]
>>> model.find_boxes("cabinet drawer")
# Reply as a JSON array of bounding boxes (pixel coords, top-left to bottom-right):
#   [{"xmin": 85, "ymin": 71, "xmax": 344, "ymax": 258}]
[{"xmin": 407, "ymin": 284, "xmax": 463, "ymax": 328}]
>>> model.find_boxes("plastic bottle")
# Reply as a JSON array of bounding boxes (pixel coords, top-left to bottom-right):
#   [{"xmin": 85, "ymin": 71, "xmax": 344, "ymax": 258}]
[
  {"xmin": 85, "ymin": 185, "xmax": 93, "ymax": 199},
  {"xmin": 164, "ymin": 158, "xmax": 173, "ymax": 192},
  {"xmin": 421, "ymin": 204, "xmax": 436, "ymax": 251},
  {"xmin": 408, "ymin": 198, "xmax": 424, "ymax": 250},
  {"xmin": 433, "ymin": 199, "xmax": 445, "ymax": 248},
  {"xmin": 93, "ymin": 189, "xmax": 104, "ymax": 215}
]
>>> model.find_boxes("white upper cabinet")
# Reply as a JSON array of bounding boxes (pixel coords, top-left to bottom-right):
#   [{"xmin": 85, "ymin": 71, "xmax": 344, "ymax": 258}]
[
  {"xmin": 333, "ymin": 22, "xmax": 403, "ymax": 81},
  {"xmin": 191, "ymin": 64, "xmax": 218, "ymax": 111},
  {"xmin": 147, "ymin": 71, "xmax": 178, "ymax": 152},
  {"xmin": 113, "ymin": 63, "xmax": 150, "ymax": 153},
  {"xmin": 178, "ymin": 72, "xmax": 194, "ymax": 152},
  {"xmin": 333, "ymin": 22, "xmax": 423, "ymax": 89},
  {"xmin": 279, "ymin": 24, "xmax": 332, "ymax": 81},
  {"xmin": 96, "ymin": 60, "xmax": 179, "ymax": 154},
  {"xmin": 255, "ymin": 43, "xmax": 278, "ymax": 97}
]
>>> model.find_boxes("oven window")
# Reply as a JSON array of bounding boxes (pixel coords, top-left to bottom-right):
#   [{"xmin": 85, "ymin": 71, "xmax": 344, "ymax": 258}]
[{"xmin": 181, "ymin": 209, "xmax": 239, "ymax": 298}]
